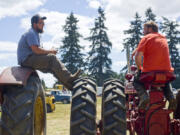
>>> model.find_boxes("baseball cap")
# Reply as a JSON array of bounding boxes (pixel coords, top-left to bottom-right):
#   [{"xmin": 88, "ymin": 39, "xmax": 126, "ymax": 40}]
[{"xmin": 31, "ymin": 14, "xmax": 47, "ymax": 25}]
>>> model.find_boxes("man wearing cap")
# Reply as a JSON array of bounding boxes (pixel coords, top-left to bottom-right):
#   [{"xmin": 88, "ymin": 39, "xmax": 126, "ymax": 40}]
[{"xmin": 17, "ymin": 14, "xmax": 81, "ymax": 90}]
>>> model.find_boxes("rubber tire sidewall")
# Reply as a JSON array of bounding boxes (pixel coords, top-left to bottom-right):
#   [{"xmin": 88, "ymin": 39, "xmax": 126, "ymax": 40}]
[{"xmin": 1, "ymin": 74, "xmax": 46, "ymax": 135}]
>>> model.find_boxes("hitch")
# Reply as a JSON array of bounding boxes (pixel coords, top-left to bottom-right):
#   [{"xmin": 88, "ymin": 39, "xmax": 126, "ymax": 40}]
[
  {"xmin": 96, "ymin": 120, "xmax": 102, "ymax": 135},
  {"xmin": 0, "ymin": 87, "xmax": 3, "ymax": 104}
]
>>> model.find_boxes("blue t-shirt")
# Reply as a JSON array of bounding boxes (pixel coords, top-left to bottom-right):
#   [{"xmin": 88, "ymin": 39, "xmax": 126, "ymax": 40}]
[{"xmin": 17, "ymin": 28, "xmax": 40, "ymax": 65}]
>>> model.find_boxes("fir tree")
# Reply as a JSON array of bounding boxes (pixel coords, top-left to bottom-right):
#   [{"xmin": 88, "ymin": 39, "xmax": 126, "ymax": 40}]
[
  {"xmin": 122, "ymin": 12, "xmax": 143, "ymax": 70},
  {"xmin": 60, "ymin": 12, "xmax": 84, "ymax": 74},
  {"xmin": 144, "ymin": 7, "xmax": 156, "ymax": 22},
  {"xmin": 161, "ymin": 17, "xmax": 180, "ymax": 88},
  {"xmin": 87, "ymin": 7, "xmax": 112, "ymax": 86}
]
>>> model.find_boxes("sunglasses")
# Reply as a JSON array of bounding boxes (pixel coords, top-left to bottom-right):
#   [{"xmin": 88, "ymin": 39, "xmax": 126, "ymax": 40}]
[{"xmin": 38, "ymin": 22, "xmax": 45, "ymax": 25}]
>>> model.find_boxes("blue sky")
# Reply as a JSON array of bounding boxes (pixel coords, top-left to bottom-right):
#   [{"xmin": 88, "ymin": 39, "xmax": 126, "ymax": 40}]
[
  {"xmin": 0, "ymin": 0, "xmax": 180, "ymax": 87},
  {"xmin": 0, "ymin": 0, "xmax": 97, "ymax": 42}
]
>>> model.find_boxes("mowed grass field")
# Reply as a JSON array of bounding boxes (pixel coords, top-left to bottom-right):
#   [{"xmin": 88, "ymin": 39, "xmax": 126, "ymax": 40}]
[{"xmin": 47, "ymin": 97, "xmax": 102, "ymax": 135}]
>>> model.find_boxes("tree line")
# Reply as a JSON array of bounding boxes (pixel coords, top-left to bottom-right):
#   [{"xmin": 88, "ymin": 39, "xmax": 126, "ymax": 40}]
[{"xmin": 55, "ymin": 7, "xmax": 180, "ymax": 88}]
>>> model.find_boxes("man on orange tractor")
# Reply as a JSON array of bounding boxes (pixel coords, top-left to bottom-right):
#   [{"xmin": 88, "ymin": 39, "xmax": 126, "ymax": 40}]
[
  {"xmin": 17, "ymin": 14, "xmax": 81, "ymax": 90},
  {"xmin": 132, "ymin": 21, "xmax": 176, "ymax": 110}
]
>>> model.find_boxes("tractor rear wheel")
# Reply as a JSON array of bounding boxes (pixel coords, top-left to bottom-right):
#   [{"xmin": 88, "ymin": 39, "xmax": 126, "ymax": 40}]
[
  {"xmin": 0, "ymin": 74, "xmax": 46, "ymax": 135},
  {"xmin": 102, "ymin": 79, "xmax": 126, "ymax": 135},
  {"xmin": 70, "ymin": 78, "xmax": 97, "ymax": 135},
  {"xmin": 174, "ymin": 89, "xmax": 180, "ymax": 119}
]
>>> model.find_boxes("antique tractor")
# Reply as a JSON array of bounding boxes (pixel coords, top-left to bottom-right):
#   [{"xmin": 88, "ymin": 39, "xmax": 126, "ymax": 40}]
[
  {"xmin": 0, "ymin": 66, "xmax": 46, "ymax": 135},
  {"xmin": 71, "ymin": 65, "xmax": 180, "ymax": 135},
  {"xmin": 124, "ymin": 65, "xmax": 180, "ymax": 135},
  {"xmin": 99, "ymin": 65, "xmax": 180, "ymax": 135},
  {"xmin": 100, "ymin": 65, "xmax": 180, "ymax": 135}
]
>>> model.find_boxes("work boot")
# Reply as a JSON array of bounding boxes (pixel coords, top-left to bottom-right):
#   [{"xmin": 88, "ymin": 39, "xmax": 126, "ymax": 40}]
[
  {"xmin": 64, "ymin": 69, "xmax": 82, "ymax": 90},
  {"xmin": 164, "ymin": 83, "xmax": 177, "ymax": 110},
  {"xmin": 133, "ymin": 81, "xmax": 150, "ymax": 109},
  {"xmin": 69, "ymin": 69, "xmax": 82, "ymax": 82},
  {"xmin": 139, "ymin": 92, "xmax": 150, "ymax": 109},
  {"xmin": 168, "ymin": 98, "xmax": 177, "ymax": 110}
]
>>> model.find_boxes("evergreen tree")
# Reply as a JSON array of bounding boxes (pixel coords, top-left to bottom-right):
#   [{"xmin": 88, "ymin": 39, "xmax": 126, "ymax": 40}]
[
  {"xmin": 105, "ymin": 70, "xmax": 125, "ymax": 83},
  {"xmin": 41, "ymin": 79, "xmax": 47, "ymax": 89},
  {"xmin": 60, "ymin": 12, "xmax": 84, "ymax": 74},
  {"xmin": 87, "ymin": 7, "xmax": 112, "ymax": 86},
  {"xmin": 122, "ymin": 12, "xmax": 143, "ymax": 70},
  {"xmin": 144, "ymin": 7, "xmax": 156, "ymax": 22},
  {"xmin": 161, "ymin": 17, "xmax": 180, "ymax": 88}
]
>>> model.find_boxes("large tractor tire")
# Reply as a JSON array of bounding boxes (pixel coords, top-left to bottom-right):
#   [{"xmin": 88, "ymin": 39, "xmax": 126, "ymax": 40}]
[
  {"xmin": 174, "ymin": 89, "xmax": 180, "ymax": 119},
  {"xmin": 0, "ymin": 74, "xmax": 46, "ymax": 135},
  {"xmin": 70, "ymin": 78, "xmax": 97, "ymax": 135},
  {"xmin": 102, "ymin": 79, "xmax": 126, "ymax": 135}
]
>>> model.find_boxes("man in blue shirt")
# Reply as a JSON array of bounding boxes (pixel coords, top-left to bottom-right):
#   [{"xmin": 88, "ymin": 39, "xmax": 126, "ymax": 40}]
[{"xmin": 17, "ymin": 14, "xmax": 81, "ymax": 90}]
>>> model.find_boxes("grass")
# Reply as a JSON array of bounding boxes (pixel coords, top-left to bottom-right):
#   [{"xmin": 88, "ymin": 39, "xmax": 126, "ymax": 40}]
[
  {"xmin": 47, "ymin": 97, "xmax": 102, "ymax": 135},
  {"xmin": 47, "ymin": 103, "xmax": 71, "ymax": 135},
  {"xmin": 46, "ymin": 97, "xmax": 173, "ymax": 135}
]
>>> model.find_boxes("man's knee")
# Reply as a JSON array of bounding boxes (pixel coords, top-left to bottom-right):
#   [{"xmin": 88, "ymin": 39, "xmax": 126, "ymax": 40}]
[
  {"xmin": 47, "ymin": 54, "xmax": 58, "ymax": 63},
  {"xmin": 48, "ymin": 54, "xmax": 56, "ymax": 59},
  {"xmin": 133, "ymin": 79, "xmax": 145, "ymax": 92},
  {"xmin": 47, "ymin": 54, "xmax": 59, "ymax": 69}
]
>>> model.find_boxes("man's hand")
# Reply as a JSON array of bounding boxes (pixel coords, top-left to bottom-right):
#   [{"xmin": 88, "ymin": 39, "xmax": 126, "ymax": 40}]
[
  {"xmin": 49, "ymin": 49, "xmax": 57, "ymax": 55},
  {"xmin": 31, "ymin": 45, "xmax": 58, "ymax": 55}
]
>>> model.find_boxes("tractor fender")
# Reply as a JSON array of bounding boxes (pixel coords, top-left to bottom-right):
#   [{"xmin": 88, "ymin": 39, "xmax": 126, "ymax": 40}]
[{"xmin": 0, "ymin": 66, "xmax": 38, "ymax": 86}]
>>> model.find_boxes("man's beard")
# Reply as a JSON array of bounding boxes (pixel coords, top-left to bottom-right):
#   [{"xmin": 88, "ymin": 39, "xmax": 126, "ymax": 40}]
[{"xmin": 37, "ymin": 28, "xmax": 43, "ymax": 33}]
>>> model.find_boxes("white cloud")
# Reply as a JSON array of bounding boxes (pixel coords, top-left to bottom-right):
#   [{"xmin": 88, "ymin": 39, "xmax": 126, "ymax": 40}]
[
  {"xmin": 37, "ymin": 71, "xmax": 57, "ymax": 88},
  {"xmin": 0, "ymin": 53, "xmax": 16, "ymax": 60},
  {"xmin": 0, "ymin": 66, "xmax": 8, "ymax": 73},
  {"xmin": 102, "ymin": 0, "xmax": 180, "ymax": 19},
  {"xmin": 0, "ymin": 41, "xmax": 18, "ymax": 78},
  {"xmin": 0, "ymin": 41, "xmax": 17, "ymax": 52},
  {"xmin": 88, "ymin": 0, "xmax": 101, "ymax": 9},
  {"xmin": 0, "ymin": 0, "xmax": 46, "ymax": 19},
  {"xmin": 0, "ymin": 41, "xmax": 17, "ymax": 65},
  {"xmin": 113, "ymin": 60, "xmax": 127, "ymax": 67},
  {"xmin": 112, "ymin": 60, "xmax": 127, "ymax": 73}
]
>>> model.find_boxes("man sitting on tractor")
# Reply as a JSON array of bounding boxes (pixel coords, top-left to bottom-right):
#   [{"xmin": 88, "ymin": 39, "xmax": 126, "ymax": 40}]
[
  {"xmin": 17, "ymin": 14, "xmax": 81, "ymax": 90},
  {"xmin": 132, "ymin": 21, "xmax": 176, "ymax": 110}
]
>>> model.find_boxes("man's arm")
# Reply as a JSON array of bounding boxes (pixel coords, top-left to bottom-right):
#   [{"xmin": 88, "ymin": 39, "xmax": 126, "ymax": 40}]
[
  {"xmin": 135, "ymin": 51, "xmax": 143, "ymax": 70},
  {"xmin": 31, "ymin": 45, "xmax": 57, "ymax": 55},
  {"xmin": 132, "ymin": 48, "xmax": 137, "ymax": 59}
]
